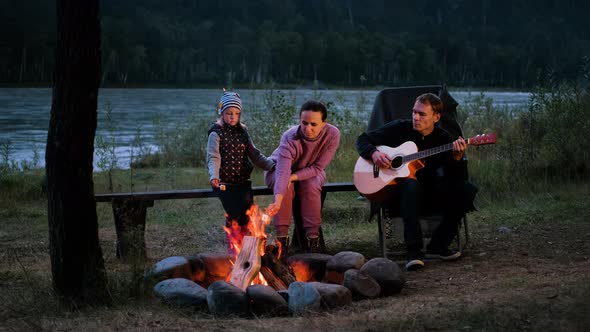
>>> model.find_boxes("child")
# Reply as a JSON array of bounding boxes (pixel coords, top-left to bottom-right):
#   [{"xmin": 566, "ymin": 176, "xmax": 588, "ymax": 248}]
[{"xmin": 206, "ymin": 91, "xmax": 275, "ymax": 255}]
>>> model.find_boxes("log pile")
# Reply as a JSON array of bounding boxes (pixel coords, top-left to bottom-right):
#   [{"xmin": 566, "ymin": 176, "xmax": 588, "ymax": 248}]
[{"xmin": 228, "ymin": 236, "xmax": 296, "ymax": 291}]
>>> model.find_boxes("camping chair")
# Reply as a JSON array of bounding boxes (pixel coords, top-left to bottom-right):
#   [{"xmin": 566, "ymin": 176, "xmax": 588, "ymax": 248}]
[{"xmin": 365, "ymin": 85, "xmax": 476, "ymax": 258}]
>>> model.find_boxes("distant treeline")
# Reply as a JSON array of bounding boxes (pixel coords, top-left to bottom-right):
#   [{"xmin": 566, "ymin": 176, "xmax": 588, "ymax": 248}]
[{"xmin": 2, "ymin": 0, "xmax": 589, "ymax": 88}]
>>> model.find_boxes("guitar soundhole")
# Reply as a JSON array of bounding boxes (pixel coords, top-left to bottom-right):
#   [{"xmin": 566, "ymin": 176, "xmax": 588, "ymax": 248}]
[{"xmin": 391, "ymin": 156, "xmax": 403, "ymax": 168}]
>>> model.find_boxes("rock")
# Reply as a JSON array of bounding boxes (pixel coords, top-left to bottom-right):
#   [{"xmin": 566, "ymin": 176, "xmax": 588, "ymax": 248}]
[
  {"xmin": 498, "ymin": 226, "xmax": 512, "ymax": 233},
  {"xmin": 324, "ymin": 251, "xmax": 366, "ymax": 284},
  {"xmin": 207, "ymin": 281, "xmax": 248, "ymax": 317},
  {"xmin": 287, "ymin": 253, "xmax": 333, "ymax": 282},
  {"xmin": 308, "ymin": 282, "xmax": 352, "ymax": 309},
  {"xmin": 288, "ymin": 281, "xmax": 321, "ymax": 315},
  {"xmin": 343, "ymin": 269, "xmax": 381, "ymax": 299},
  {"xmin": 187, "ymin": 252, "xmax": 233, "ymax": 287},
  {"xmin": 147, "ymin": 256, "xmax": 191, "ymax": 283},
  {"xmin": 277, "ymin": 289, "xmax": 289, "ymax": 302},
  {"xmin": 360, "ymin": 257, "xmax": 405, "ymax": 296},
  {"xmin": 153, "ymin": 278, "xmax": 207, "ymax": 309},
  {"xmin": 246, "ymin": 284, "xmax": 289, "ymax": 317}
]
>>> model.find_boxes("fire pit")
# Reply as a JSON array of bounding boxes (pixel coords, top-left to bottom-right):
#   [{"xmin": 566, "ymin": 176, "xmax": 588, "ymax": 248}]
[{"xmin": 148, "ymin": 205, "xmax": 406, "ymax": 316}]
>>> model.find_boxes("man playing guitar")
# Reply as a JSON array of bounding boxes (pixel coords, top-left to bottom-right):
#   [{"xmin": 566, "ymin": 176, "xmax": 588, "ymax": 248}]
[{"xmin": 356, "ymin": 93, "xmax": 478, "ymax": 271}]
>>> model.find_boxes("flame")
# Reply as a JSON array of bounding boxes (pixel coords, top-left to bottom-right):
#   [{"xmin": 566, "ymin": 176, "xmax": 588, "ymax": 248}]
[
  {"xmin": 223, "ymin": 218, "xmax": 245, "ymax": 256},
  {"xmin": 244, "ymin": 204, "xmax": 271, "ymax": 239},
  {"xmin": 224, "ymin": 204, "xmax": 272, "ymax": 286},
  {"xmin": 291, "ymin": 261, "xmax": 313, "ymax": 282}
]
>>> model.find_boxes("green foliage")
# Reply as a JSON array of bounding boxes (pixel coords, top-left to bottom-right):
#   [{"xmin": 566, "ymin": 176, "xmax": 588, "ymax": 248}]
[
  {"xmin": 0, "ymin": 140, "xmax": 11, "ymax": 179},
  {"xmin": 3, "ymin": 1, "xmax": 589, "ymax": 88},
  {"xmin": 323, "ymin": 92, "xmax": 368, "ymax": 178},
  {"xmin": 95, "ymin": 101, "xmax": 119, "ymax": 192},
  {"xmin": 532, "ymin": 77, "xmax": 590, "ymax": 178},
  {"xmin": 457, "ymin": 73, "xmax": 590, "ymax": 200},
  {"xmin": 0, "ymin": 140, "xmax": 42, "ymax": 181},
  {"xmin": 0, "ymin": 170, "xmax": 46, "ymax": 202},
  {"xmin": 248, "ymin": 89, "xmax": 298, "ymax": 154},
  {"xmin": 152, "ymin": 111, "xmax": 210, "ymax": 169}
]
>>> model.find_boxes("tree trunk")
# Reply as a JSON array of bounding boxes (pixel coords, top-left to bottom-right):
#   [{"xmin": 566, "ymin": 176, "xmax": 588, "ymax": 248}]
[
  {"xmin": 46, "ymin": 0, "xmax": 109, "ymax": 305},
  {"xmin": 19, "ymin": 44, "xmax": 27, "ymax": 83}
]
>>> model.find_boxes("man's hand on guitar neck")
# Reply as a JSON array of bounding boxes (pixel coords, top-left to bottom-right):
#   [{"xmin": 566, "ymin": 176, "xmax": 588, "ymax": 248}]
[
  {"xmin": 371, "ymin": 150, "xmax": 391, "ymax": 168},
  {"xmin": 452, "ymin": 137, "xmax": 467, "ymax": 161},
  {"xmin": 370, "ymin": 136, "xmax": 467, "ymax": 167}
]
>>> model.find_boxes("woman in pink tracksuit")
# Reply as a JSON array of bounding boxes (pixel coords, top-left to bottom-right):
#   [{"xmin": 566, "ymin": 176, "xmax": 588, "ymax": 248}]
[{"xmin": 265, "ymin": 100, "xmax": 340, "ymax": 254}]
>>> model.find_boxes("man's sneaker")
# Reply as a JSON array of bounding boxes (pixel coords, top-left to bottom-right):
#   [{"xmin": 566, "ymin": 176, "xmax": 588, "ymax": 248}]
[
  {"xmin": 425, "ymin": 247, "xmax": 462, "ymax": 261},
  {"xmin": 405, "ymin": 251, "xmax": 425, "ymax": 271}
]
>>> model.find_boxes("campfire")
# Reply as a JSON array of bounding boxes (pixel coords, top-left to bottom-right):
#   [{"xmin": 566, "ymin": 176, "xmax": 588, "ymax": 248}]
[
  {"xmin": 223, "ymin": 205, "xmax": 294, "ymax": 291},
  {"xmin": 149, "ymin": 207, "xmax": 406, "ymax": 316}
]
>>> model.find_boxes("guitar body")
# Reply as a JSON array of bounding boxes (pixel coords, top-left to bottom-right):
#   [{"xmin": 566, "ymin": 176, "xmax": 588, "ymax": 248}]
[
  {"xmin": 353, "ymin": 142, "xmax": 425, "ymax": 198},
  {"xmin": 353, "ymin": 133, "xmax": 496, "ymax": 202}
]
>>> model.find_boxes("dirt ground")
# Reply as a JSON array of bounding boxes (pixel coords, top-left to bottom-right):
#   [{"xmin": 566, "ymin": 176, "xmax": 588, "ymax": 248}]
[{"xmin": 1, "ymin": 187, "xmax": 589, "ymax": 331}]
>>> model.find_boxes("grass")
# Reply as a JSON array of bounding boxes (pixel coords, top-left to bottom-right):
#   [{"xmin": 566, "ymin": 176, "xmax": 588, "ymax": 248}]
[
  {"xmin": 1, "ymin": 165, "xmax": 589, "ymax": 330},
  {"xmin": 2, "ymin": 80, "xmax": 589, "ymax": 330}
]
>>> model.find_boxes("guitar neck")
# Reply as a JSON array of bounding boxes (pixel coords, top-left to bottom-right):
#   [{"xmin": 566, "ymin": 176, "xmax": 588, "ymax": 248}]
[{"xmin": 402, "ymin": 141, "xmax": 460, "ymax": 163}]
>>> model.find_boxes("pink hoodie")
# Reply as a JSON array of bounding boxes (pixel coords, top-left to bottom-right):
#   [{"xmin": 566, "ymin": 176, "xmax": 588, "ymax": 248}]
[{"xmin": 268, "ymin": 123, "xmax": 340, "ymax": 195}]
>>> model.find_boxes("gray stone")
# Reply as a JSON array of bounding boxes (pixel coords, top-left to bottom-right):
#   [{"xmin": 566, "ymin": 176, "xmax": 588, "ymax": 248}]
[
  {"xmin": 277, "ymin": 289, "xmax": 289, "ymax": 302},
  {"xmin": 246, "ymin": 284, "xmax": 289, "ymax": 317},
  {"xmin": 324, "ymin": 251, "xmax": 366, "ymax": 284},
  {"xmin": 287, "ymin": 253, "xmax": 333, "ymax": 282},
  {"xmin": 308, "ymin": 282, "xmax": 352, "ymax": 309},
  {"xmin": 153, "ymin": 278, "xmax": 207, "ymax": 309},
  {"xmin": 288, "ymin": 281, "xmax": 321, "ymax": 315},
  {"xmin": 207, "ymin": 281, "xmax": 248, "ymax": 317},
  {"xmin": 147, "ymin": 256, "xmax": 191, "ymax": 282},
  {"xmin": 360, "ymin": 257, "xmax": 405, "ymax": 296},
  {"xmin": 343, "ymin": 269, "xmax": 381, "ymax": 299}
]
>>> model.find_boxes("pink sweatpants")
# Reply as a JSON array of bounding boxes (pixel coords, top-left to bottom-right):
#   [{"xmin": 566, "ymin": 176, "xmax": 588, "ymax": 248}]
[{"xmin": 264, "ymin": 169, "xmax": 326, "ymax": 237}]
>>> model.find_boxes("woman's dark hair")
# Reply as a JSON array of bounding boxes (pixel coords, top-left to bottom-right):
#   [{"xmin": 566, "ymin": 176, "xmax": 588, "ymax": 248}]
[{"xmin": 299, "ymin": 100, "xmax": 327, "ymax": 121}]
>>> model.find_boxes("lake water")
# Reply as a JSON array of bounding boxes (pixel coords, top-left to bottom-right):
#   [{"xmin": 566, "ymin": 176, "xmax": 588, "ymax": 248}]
[{"xmin": 0, "ymin": 88, "xmax": 530, "ymax": 169}]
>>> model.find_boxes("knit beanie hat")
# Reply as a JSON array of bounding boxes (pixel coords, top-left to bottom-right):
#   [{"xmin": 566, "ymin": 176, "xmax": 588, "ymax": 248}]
[{"xmin": 218, "ymin": 91, "xmax": 242, "ymax": 115}]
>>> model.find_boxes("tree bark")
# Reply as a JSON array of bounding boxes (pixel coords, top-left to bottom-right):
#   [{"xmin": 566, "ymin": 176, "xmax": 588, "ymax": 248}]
[{"xmin": 46, "ymin": 0, "xmax": 109, "ymax": 305}]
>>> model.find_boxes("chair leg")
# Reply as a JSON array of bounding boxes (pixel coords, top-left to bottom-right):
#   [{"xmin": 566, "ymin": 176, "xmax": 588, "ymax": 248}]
[
  {"xmin": 455, "ymin": 214, "xmax": 469, "ymax": 252},
  {"xmin": 456, "ymin": 226, "xmax": 463, "ymax": 252},
  {"xmin": 463, "ymin": 214, "xmax": 469, "ymax": 249}
]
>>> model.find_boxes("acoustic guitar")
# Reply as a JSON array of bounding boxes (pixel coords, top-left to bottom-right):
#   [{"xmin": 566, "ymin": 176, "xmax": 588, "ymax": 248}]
[{"xmin": 353, "ymin": 133, "xmax": 496, "ymax": 197}]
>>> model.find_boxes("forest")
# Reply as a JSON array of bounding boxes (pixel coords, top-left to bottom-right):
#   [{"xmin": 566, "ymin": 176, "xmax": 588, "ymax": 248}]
[{"xmin": 1, "ymin": 0, "xmax": 589, "ymax": 88}]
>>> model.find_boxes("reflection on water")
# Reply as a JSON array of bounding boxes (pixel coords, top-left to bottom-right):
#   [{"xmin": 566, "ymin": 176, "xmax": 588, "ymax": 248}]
[{"xmin": 0, "ymin": 88, "xmax": 530, "ymax": 169}]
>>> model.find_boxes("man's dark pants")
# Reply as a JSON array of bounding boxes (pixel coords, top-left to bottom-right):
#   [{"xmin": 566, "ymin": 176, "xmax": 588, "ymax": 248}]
[{"xmin": 382, "ymin": 178, "xmax": 477, "ymax": 254}]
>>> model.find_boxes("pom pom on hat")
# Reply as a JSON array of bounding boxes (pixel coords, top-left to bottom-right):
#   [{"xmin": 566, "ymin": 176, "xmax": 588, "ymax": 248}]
[{"xmin": 218, "ymin": 91, "xmax": 242, "ymax": 115}]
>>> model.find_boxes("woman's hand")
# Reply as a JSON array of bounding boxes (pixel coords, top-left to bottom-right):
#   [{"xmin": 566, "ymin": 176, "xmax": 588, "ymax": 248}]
[
  {"xmin": 210, "ymin": 178, "xmax": 220, "ymax": 188},
  {"xmin": 288, "ymin": 174, "xmax": 298, "ymax": 188},
  {"xmin": 266, "ymin": 194, "xmax": 284, "ymax": 217}
]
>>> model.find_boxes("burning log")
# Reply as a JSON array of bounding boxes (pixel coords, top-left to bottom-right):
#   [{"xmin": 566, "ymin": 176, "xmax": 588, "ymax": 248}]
[
  {"xmin": 262, "ymin": 244, "xmax": 296, "ymax": 287},
  {"xmin": 259, "ymin": 266, "xmax": 287, "ymax": 290},
  {"xmin": 229, "ymin": 236, "xmax": 264, "ymax": 290}
]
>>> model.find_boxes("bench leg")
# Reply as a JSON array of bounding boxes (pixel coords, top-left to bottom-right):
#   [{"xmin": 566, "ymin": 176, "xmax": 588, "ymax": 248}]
[{"xmin": 112, "ymin": 199, "xmax": 153, "ymax": 262}]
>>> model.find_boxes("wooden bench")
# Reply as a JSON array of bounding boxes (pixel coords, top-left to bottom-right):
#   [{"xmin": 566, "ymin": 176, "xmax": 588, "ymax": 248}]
[{"xmin": 95, "ymin": 182, "xmax": 358, "ymax": 261}]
